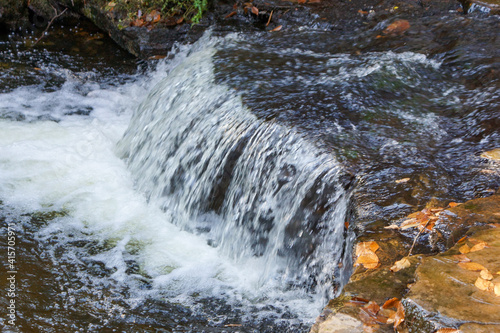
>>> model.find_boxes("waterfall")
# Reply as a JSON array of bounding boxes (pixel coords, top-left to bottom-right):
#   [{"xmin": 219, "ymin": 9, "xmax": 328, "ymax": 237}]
[{"xmin": 118, "ymin": 35, "xmax": 354, "ymax": 302}]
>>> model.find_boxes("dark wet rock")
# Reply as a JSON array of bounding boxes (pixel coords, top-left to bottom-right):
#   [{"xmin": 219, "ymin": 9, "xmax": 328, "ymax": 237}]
[{"xmin": 431, "ymin": 194, "xmax": 500, "ymax": 250}]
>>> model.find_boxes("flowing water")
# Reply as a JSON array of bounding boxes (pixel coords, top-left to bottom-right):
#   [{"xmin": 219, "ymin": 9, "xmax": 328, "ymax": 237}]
[{"xmin": 0, "ymin": 13, "xmax": 499, "ymax": 332}]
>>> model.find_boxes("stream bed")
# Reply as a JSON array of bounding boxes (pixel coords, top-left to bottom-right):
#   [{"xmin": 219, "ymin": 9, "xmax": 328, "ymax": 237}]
[{"xmin": 0, "ymin": 10, "xmax": 499, "ymax": 333}]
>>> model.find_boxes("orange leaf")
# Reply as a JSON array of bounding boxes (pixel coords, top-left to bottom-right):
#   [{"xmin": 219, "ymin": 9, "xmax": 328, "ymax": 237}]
[
  {"xmin": 176, "ymin": 17, "xmax": 184, "ymax": 24},
  {"xmin": 448, "ymin": 202, "xmax": 461, "ymax": 208},
  {"xmin": 131, "ymin": 19, "xmax": 145, "ymax": 27},
  {"xmin": 459, "ymin": 244, "xmax": 470, "ymax": 254},
  {"xmin": 225, "ymin": 11, "xmax": 237, "ymax": 18},
  {"xmin": 475, "ymin": 277, "xmax": 494, "ymax": 291},
  {"xmin": 382, "ymin": 297, "xmax": 399, "ymax": 309},
  {"xmin": 393, "ymin": 301, "xmax": 405, "ymax": 329},
  {"xmin": 355, "ymin": 251, "xmax": 380, "ymax": 269},
  {"xmin": 356, "ymin": 241, "xmax": 380, "ymax": 256},
  {"xmin": 266, "ymin": 10, "xmax": 273, "ymax": 26},
  {"xmin": 363, "ymin": 301, "xmax": 380, "ymax": 316},
  {"xmin": 457, "ymin": 235, "xmax": 467, "ymax": 243},
  {"xmin": 383, "ymin": 19, "xmax": 410, "ymax": 35},
  {"xmin": 436, "ymin": 329, "xmax": 461, "ymax": 333},
  {"xmin": 297, "ymin": 0, "xmax": 306, "ymax": 3},
  {"xmin": 470, "ymin": 241, "xmax": 487, "ymax": 252},
  {"xmin": 270, "ymin": 25, "xmax": 282, "ymax": 32},
  {"xmin": 251, "ymin": 6, "xmax": 259, "ymax": 15},
  {"xmin": 458, "ymin": 262, "xmax": 487, "ymax": 271},
  {"xmin": 358, "ymin": 9, "xmax": 368, "ymax": 14},
  {"xmin": 480, "ymin": 269, "xmax": 493, "ymax": 281},
  {"xmin": 344, "ymin": 221, "xmax": 350, "ymax": 229},
  {"xmin": 390, "ymin": 257, "xmax": 411, "ymax": 272}
]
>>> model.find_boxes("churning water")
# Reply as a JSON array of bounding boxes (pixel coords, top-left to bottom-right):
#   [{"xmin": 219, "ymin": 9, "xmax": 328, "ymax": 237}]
[{"xmin": 0, "ymin": 20, "xmax": 498, "ymax": 331}]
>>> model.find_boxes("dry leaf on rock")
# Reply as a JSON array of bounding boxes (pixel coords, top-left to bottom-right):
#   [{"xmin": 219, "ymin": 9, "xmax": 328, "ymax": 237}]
[
  {"xmin": 251, "ymin": 6, "xmax": 259, "ymax": 15},
  {"xmin": 470, "ymin": 241, "xmax": 488, "ymax": 252},
  {"xmin": 384, "ymin": 224, "xmax": 400, "ymax": 230},
  {"xmin": 355, "ymin": 251, "xmax": 380, "ymax": 269},
  {"xmin": 382, "ymin": 297, "xmax": 399, "ymax": 309},
  {"xmin": 453, "ymin": 254, "xmax": 471, "ymax": 263},
  {"xmin": 395, "ymin": 177, "xmax": 410, "ymax": 184},
  {"xmin": 390, "ymin": 257, "xmax": 411, "ymax": 272},
  {"xmin": 459, "ymin": 244, "xmax": 470, "ymax": 254},
  {"xmin": 448, "ymin": 202, "xmax": 461, "ymax": 208},
  {"xmin": 364, "ymin": 301, "xmax": 380, "ymax": 316},
  {"xmin": 475, "ymin": 277, "xmax": 494, "ymax": 292},
  {"xmin": 393, "ymin": 300, "xmax": 405, "ymax": 329},
  {"xmin": 270, "ymin": 25, "xmax": 282, "ymax": 32},
  {"xmin": 356, "ymin": 241, "xmax": 380, "ymax": 255},
  {"xmin": 457, "ymin": 235, "xmax": 467, "ymax": 243},
  {"xmin": 480, "ymin": 269, "xmax": 493, "ymax": 281},
  {"xmin": 457, "ymin": 262, "xmax": 487, "ymax": 271},
  {"xmin": 400, "ymin": 218, "xmax": 420, "ymax": 230}
]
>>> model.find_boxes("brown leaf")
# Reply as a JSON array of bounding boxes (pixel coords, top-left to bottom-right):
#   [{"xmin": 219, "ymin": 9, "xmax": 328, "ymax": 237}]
[
  {"xmin": 270, "ymin": 25, "xmax": 282, "ymax": 32},
  {"xmin": 480, "ymin": 269, "xmax": 493, "ymax": 281},
  {"xmin": 358, "ymin": 9, "xmax": 368, "ymax": 15},
  {"xmin": 364, "ymin": 301, "xmax": 380, "ymax": 316},
  {"xmin": 457, "ymin": 235, "xmax": 467, "ymax": 243},
  {"xmin": 359, "ymin": 308, "xmax": 378, "ymax": 325},
  {"xmin": 356, "ymin": 242, "xmax": 380, "ymax": 256},
  {"xmin": 176, "ymin": 17, "xmax": 184, "ymax": 24},
  {"xmin": 453, "ymin": 254, "xmax": 471, "ymax": 263},
  {"xmin": 382, "ymin": 297, "xmax": 399, "ymax": 309},
  {"xmin": 251, "ymin": 6, "xmax": 259, "ymax": 15},
  {"xmin": 383, "ymin": 19, "xmax": 410, "ymax": 35},
  {"xmin": 393, "ymin": 301, "xmax": 405, "ymax": 329},
  {"xmin": 435, "ymin": 329, "xmax": 461, "ymax": 333},
  {"xmin": 147, "ymin": 55, "xmax": 167, "ymax": 60},
  {"xmin": 130, "ymin": 19, "xmax": 145, "ymax": 27},
  {"xmin": 448, "ymin": 202, "xmax": 461, "ymax": 208},
  {"xmin": 225, "ymin": 11, "xmax": 237, "ymax": 18},
  {"xmin": 470, "ymin": 241, "xmax": 488, "ymax": 252},
  {"xmin": 458, "ymin": 262, "xmax": 487, "ymax": 271},
  {"xmin": 390, "ymin": 257, "xmax": 411, "ymax": 272},
  {"xmin": 475, "ymin": 277, "xmax": 494, "ymax": 292},
  {"xmin": 224, "ymin": 324, "xmax": 242, "ymax": 327},
  {"xmin": 459, "ymin": 244, "xmax": 470, "ymax": 254}
]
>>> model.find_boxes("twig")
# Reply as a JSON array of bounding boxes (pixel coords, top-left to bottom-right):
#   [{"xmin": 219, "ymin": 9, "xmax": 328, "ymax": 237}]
[
  {"xmin": 33, "ymin": 6, "xmax": 68, "ymax": 46},
  {"xmin": 266, "ymin": 10, "xmax": 273, "ymax": 26},
  {"xmin": 408, "ymin": 219, "xmax": 430, "ymax": 256}
]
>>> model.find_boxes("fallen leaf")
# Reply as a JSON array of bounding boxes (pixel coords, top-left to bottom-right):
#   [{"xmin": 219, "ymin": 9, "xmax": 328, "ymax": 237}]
[
  {"xmin": 355, "ymin": 251, "xmax": 380, "ymax": 269},
  {"xmin": 34, "ymin": 67, "xmax": 42, "ymax": 70},
  {"xmin": 384, "ymin": 224, "xmax": 400, "ymax": 230},
  {"xmin": 107, "ymin": 1, "xmax": 116, "ymax": 6},
  {"xmin": 382, "ymin": 298, "xmax": 399, "ymax": 309},
  {"xmin": 393, "ymin": 301, "xmax": 405, "ymax": 329},
  {"xmin": 457, "ymin": 235, "xmax": 467, "ymax": 243},
  {"xmin": 147, "ymin": 55, "xmax": 167, "ymax": 60},
  {"xmin": 176, "ymin": 17, "xmax": 184, "ymax": 24},
  {"xmin": 459, "ymin": 244, "xmax": 471, "ymax": 254},
  {"xmin": 383, "ymin": 19, "xmax": 410, "ymax": 35},
  {"xmin": 475, "ymin": 277, "xmax": 494, "ymax": 292},
  {"xmin": 356, "ymin": 242, "xmax": 380, "ymax": 256},
  {"xmin": 358, "ymin": 9, "xmax": 368, "ymax": 15},
  {"xmin": 390, "ymin": 257, "xmax": 411, "ymax": 272},
  {"xmin": 297, "ymin": 0, "xmax": 306, "ymax": 3},
  {"xmin": 400, "ymin": 218, "xmax": 420, "ymax": 230},
  {"xmin": 364, "ymin": 301, "xmax": 380, "ymax": 316},
  {"xmin": 458, "ymin": 262, "xmax": 487, "ymax": 271},
  {"xmin": 225, "ymin": 11, "xmax": 237, "ymax": 18},
  {"xmin": 130, "ymin": 19, "xmax": 145, "ymax": 27},
  {"xmin": 251, "ymin": 6, "xmax": 259, "ymax": 15},
  {"xmin": 470, "ymin": 241, "xmax": 487, "ymax": 252},
  {"xmin": 270, "ymin": 25, "xmax": 282, "ymax": 32},
  {"xmin": 449, "ymin": 202, "xmax": 461, "ymax": 208},
  {"xmin": 345, "ymin": 221, "xmax": 350, "ymax": 229},
  {"xmin": 395, "ymin": 177, "xmax": 410, "ymax": 184},
  {"xmin": 225, "ymin": 324, "xmax": 242, "ymax": 327},
  {"xmin": 453, "ymin": 254, "xmax": 471, "ymax": 263},
  {"xmin": 435, "ymin": 329, "xmax": 461, "ymax": 333},
  {"xmin": 495, "ymin": 283, "xmax": 500, "ymax": 296},
  {"xmin": 480, "ymin": 269, "xmax": 493, "ymax": 281}
]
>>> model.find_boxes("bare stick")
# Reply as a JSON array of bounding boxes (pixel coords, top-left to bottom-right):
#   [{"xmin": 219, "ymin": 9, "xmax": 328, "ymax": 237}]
[
  {"xmin": 33, "ymin": 6, "xmax": 68, "ymax": 46},
  {"xmin": 408, "ymin": 219, "xmax": 430, "ymax": 256}
]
